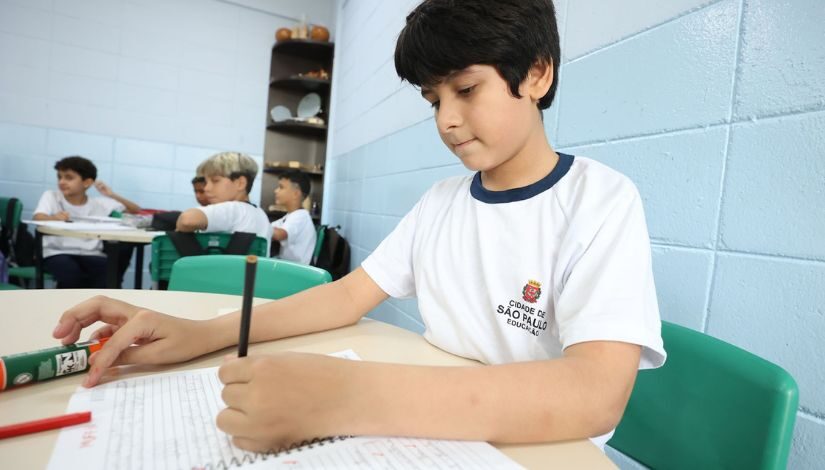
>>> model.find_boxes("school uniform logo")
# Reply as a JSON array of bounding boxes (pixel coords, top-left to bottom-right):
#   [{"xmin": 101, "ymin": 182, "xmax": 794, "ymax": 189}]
[{"xmin": 522, "ymin": 280, "xmax": 542, "ymax": 303}]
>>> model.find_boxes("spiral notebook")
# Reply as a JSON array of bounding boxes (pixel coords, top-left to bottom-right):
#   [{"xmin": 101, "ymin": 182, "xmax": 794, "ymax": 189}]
[{"xmin": 47, "ymin": 350, "xmax": 523, "ymax": 469}]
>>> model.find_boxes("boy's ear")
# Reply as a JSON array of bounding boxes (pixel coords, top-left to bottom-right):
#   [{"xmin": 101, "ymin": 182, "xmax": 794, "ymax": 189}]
[
  {"xmin": 523, "ymin": 60, "xmax": 554, "ymax": 103},
  {"xmin": 83, "ymin": 178, "xmax": 94, "ymax": 189},
  {"xmin": 234, "ymin": 174, "xmax": 249, "ymax": 193}
]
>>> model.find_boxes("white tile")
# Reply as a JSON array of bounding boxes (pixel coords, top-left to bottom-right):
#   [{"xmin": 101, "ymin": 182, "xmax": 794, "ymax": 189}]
[
  {"xmin": 0, "ymin": 32, "xmax": 50, "ymax": 69},
  {"xmin": 0, "ymin": 122, "xmax": 47, "ymax": 154},
  {"xmin": 116, "ymin": 83, "xmax": 177, "ymax": 116},
  {"xmin": 0, "ymin": 153, "xmax": 46, "ymax": 183},
  {"xmin": 0, "ymin": 93, "xmax": 50, "ymax": 128},
  {"xmin": 120, "ymin": 29, "xmax": 181, "ymax": 65},
  {"xmin": 174, "ymin": 145, "xmax": 221, "ymax": 171},
  {"xmin": 117, "ymin": 57, "xmax": 179, "ymax": 91},
  {"xmin": 46, "ymin": 101, "xmax": 119, "ymax": 136},
  {"xmin": 53, "ymin": 0, "xmax": 122, "ymax": 26},
  {"xmin": 177, "ymin": 43, "xmax": 236, "ymax": 76},
  {"xmin": 0, "ymin": 63, "xmax": 49, "ymax": 98},
  {"xmin": 48, "ymin": 73, "xmax": 117, "ymax": 108},
  {"xmin": 179, "ymin": 69, "xmax": 235, "ymax": 100},
  {"xmin": 114, "ymin": 138, "xmax": 175, "ymax": 168},
  {"xmin": 112, "ymin": 163, "xmax": 173, "ymax": 193},
  {"xmin": 50, "ymin": 43, "xmax": 119, "ymax": 80},
  {"xmin": 51, "ymin": 14, "xmax": 120, "ymax": 54},
  {"xmin": 46, "ymin": 129, "xmax": 114, "ymax": 160},
  {"xmin": 177, "ymin": 93, "xmax": 234, "ymax": 126},
  {"xmin": 113, "ymin": 111, "xmax": 180, "ymax": 144}
]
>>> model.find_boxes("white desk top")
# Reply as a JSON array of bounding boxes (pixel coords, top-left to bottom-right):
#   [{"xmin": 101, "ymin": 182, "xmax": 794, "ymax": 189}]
[
  {"xmin": 33, "ymin": 223, "xmax": 161, "ymax": 244},
  {"xmin": 0, "ymin": 289, "xmax": 615, "ymax": 469}
]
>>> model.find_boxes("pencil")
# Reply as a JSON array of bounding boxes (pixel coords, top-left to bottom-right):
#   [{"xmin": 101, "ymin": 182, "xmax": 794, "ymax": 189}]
[
  {"xmin": 0, "ymin": 411, "xmax": 92, "ymax": 439},
  {"xmin": 237, "ymin": 255, "xmax": 258, "ymax": 357}
]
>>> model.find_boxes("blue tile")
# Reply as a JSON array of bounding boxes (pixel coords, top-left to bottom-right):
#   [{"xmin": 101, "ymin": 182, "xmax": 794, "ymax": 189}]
[
  {"xmin": 557, "ymin": 0, "xmax": 738, "ymax": 145},
  {"xmin": 115, "ymin": 138, "xmax": 175, "ymax": 169},
  {"xmin": 789, "ymin": 414, "xmax": 825, "ymax": 470},
  {"xmin": 720, "ymin": 112, "xmax": 825, "ymax": 259},
  {"xmin": 387, "ymin": 119, "xmax": 455, "ymax": 174},
  {"xmin": 734, "ymin": 0, "xmax": 825, "ymax": 119},
  {"xmin": 564, "ymin": 127, "xmax": 727, "ymax": 247},
  {"xmin": 0, "ymin": 181, "xmax": 45, "ymax": 212},
  {"xmin": 174, "ymin": 145, "xmax": 221, "ymax": 172},
  {"xmin": 46, "ymin": 129, "xmax": 113, "ymax": 161},
  {"xmin": 651, "ymin": 246, "xmax": 713, "ymax": 331},
  {"xmin": 366, "ymin": 302, "xmax": 425, "ymax": 334},
  {"xmin": 381, "ymin": 165, "xmax": 470, "ymax": 217},
  {"xmin": 0, "ymin": 153, "xmax": 45, "ymax": 183},
  {"xmin": 0, "ymin": 122, "xmax": 47, "ymax": 155},
  {"xmin": 708, "ymin": 254, "xmax": 825, "ymax": 413},
  {"xmin": 112, "ymin": 164, "xmax": 173, "ymax": 194}
]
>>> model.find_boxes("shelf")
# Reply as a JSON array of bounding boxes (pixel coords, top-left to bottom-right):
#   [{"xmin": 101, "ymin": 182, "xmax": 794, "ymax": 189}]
[
  {"xmin": 267, "ymin": 121, "xmax": 327, "ymax": 138},
  {"xmin": 272, "ymin": 40, "xmax": 334, "ymax": 62},
  {"xmin": 270, "ymin": 76, "xmax": 330, "ymax": 93},
  {"xmin": 264, "ymin": 167, "xmax": 323, "ymax": 177}
]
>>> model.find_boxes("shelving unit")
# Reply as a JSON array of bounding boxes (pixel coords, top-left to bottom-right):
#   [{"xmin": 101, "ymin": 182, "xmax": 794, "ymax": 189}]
[{"xmin": 261, "ymin": 39, "xmax": 334, "ymax": 224}]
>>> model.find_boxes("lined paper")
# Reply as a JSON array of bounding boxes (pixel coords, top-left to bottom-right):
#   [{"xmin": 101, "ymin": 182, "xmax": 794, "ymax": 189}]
[{"xmin": 47, "ymin": 350, "xmax": 523, "ymax": 469}]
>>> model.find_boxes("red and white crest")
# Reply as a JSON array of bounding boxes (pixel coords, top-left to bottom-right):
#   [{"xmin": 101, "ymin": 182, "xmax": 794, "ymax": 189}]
[{"xmin": 522, "ymin": 280, "xmax": 542, "ymax": 303}]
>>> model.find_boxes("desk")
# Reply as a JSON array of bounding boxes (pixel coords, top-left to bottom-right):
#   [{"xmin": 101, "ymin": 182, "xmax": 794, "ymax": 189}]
[
  {"xmin": 0, "ymin": 290, "xmax": 616, "ymax": 469},
  {"xmin": 34, "ymin": 225, "xmax": 161, "ymax": 289}
]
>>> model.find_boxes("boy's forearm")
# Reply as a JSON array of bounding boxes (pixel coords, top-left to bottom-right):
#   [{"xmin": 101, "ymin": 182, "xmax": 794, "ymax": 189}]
[
  {"xmin": 344, "ymin": 357, "xmax": 624, "ymax": 443},
  {"xmin": 175, "ymin": 209, "xmax": 207, "ymax": 231},
  {"xmin": 206, "ymin": 268, "xmax": 386, "ymax": 350},
  {"xmin": 109, "ymin": 193, "xmax": 141, "ymax": 213}
]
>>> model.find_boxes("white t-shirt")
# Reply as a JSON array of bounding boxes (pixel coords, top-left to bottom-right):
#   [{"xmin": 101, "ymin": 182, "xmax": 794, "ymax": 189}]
[
  {"xmin": 34, "ymin": 190, "xmax": 124, "ymax": 258},
  {"xmin": 197, "ymin": 201, "xmax": 273, "ymax": 254},
  {"xmin": 361, "ymin": 154, "xmax": 666, "ymax": 449},
  {"xmin": 271, "ymin": 209, "xmax": 317, "ymax": 265}
]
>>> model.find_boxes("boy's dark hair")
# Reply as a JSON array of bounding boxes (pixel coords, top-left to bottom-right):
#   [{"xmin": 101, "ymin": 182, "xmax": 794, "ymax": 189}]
[
  {"xmin": 395, "ymin": 0, "xmax": 560, "ymax": 110},
  {"xmin": 54, "ymin": 156, "xmax": 97, "ymax": 181},
  {"xmin": 280, "ymin": 171, "xmax": 311, "ymax": 199},
  {"xmin": 191, "ymin": 176, "xmax": 205, "ymax": 185}
]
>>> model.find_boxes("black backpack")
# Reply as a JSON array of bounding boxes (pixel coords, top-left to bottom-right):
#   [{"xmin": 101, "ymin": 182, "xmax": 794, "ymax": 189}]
[
  {"xmin": 312, "ymin": 225, "xmax": 351, "ymax": 281},
  {"xmin": 0, "ymin": 198, "xmax": 35, "ymax": 267}
]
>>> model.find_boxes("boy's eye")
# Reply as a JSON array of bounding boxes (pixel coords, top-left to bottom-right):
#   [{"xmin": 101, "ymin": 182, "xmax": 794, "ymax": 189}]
[
  {"xmin": 430, "ymin": 100, "xmax": 440, "ymax": 110},
  {"xmin": 458, "ymin": 85, "xmax": 475, "ymax": 96}
]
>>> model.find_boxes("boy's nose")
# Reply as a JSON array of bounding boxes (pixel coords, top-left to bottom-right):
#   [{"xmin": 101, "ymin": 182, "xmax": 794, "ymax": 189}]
[{"xmin": 435, "ymin": 100, "xmax": 462, "ymax": 134}]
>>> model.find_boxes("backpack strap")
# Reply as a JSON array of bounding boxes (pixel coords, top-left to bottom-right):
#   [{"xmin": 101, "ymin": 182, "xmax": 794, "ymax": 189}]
[
  {"xmin": 223, "ymin": 232, "xmax": 256, "ymax": 255},
  {"xmin": 166, "ymin": 231, "xmax": 206, "ymax": 257},
  {"xmin": 0, "ymin": 198, "xmax": 19, "ymax": 257}
]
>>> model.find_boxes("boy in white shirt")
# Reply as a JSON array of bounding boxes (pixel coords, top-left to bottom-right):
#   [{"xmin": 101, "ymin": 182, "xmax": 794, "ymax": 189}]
[
  {"xmin": 34, "ymin": 156, "xmax": 140, "ymax": 288},
  {"xmin": 54, "ymin": 0, "xmax": 665, "ymax": 452},
  {"xmin": 176, "ymin": 152, "xmax": 272, "ymax": 253},
  {"xmin": 271, "ymin": 171, "xmax": 316, "ymax": 265}
]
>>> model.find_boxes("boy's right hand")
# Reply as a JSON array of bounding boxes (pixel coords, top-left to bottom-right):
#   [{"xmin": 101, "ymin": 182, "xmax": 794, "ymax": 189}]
[
  {"xmin": 54, "ymin": 211, "xmax": 70, "ymax": 221},
  {"xmin": 53, "ymin": 295, "xmax": 215, "ymax": 387}
]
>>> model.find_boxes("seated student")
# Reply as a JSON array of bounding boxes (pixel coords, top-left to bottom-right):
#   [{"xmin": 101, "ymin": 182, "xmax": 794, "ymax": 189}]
[
  {"xmin": 176, "ymin": 152, "xmax": 272, "ymax": 252},
  {"xmin": 55, "ymin": 0, "xmax": 664, "ymax": 453},
  {"xmin": 271, "ymin": 171, "xmax": 316, "ymax": 265},
  {"xmin": 191, "ymin": 176, "xmax": 210, "ymax": 207},
  {"xmin": 34, "ymin": 156, "xmax": 140, "ymax": 288}
]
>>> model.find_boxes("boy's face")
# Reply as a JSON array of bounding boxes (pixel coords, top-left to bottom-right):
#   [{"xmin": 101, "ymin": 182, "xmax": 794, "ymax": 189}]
[
  {"xmin": 421, "ymin": 65, "xmax": 542, "ymax": 172},
  {"xmin": 57, "ymin": 169, "xmax": 93, "ymax": 198},
  {"xmin": 204, "ymin": 174, "xmax": 247, "ymax": 203},
  {"xmin": 274, "ymin": 178, "xmax": 302, "ymax": 206},
  {"xmin": 192, "ymin": 181, "xmax": 209, "ymax": 206}
]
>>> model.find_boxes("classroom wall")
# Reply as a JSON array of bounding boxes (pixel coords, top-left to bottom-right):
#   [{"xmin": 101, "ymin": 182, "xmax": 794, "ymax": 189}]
[
  {"xmin": 324, "ymin": 0, "xmax": 825, "ymax": 468},
  {"xmin": 0, "ymin": 0, "xmax": 336, "ymax": 287}
]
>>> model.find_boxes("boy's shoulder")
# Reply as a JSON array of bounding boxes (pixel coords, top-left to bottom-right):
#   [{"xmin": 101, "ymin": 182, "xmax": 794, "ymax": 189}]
[{"xmin": 559, "ymin": 156, "xmax": 640, "ymax": 203}]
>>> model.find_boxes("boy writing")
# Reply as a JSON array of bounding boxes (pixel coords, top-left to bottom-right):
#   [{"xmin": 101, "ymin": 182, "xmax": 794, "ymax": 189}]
[
  {"xmin": 175, "ymin": 152, "xmax": 272, "ymax": 252},
  {"xmin": 34, "ymin": 156, "xmax": 140, "ymax": 288},
  {"xmin": 53, "ymin": 0, "xmax": 665, "ymax": 452},
  {"xmin": 271, "ymin": 171, "xmax": 316, "ymax": 264}
]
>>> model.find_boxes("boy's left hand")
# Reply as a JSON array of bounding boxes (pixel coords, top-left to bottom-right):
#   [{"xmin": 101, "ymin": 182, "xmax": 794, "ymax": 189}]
[
  {"xmin": 94, "ymin": 181, "xmax": 114, "ymax": 197},
  {"xmin": 217, "ymin": 352, "xmax": 357, "ymax": 452}
]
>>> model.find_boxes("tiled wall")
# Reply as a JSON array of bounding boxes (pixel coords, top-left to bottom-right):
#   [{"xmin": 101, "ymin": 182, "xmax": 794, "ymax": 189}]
[
  {"xmin": 0, "ymin": 0, "xmax": 335, "ymax": 287},
  {"xmin": 324, "ymin": 0, "xmax": 825, "ymax": 468}
]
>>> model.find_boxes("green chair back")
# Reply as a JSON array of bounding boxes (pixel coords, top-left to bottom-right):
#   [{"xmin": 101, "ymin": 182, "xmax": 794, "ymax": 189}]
[
  {"xmin": 0, "ymin": 197, "xmax": 23, "ymax": 231},
  {"xmin": 0, "ymin": 282, "xmax": 23, "ymax": 290},
  {"xmin": 311, "ymin": 224, "xmax": 326, "ymax": 265},
  {"xmin": 609, "ymin": 321, "xmax": 798, "ymax": 470},
  {"xmin": 150, "ymin": 233, "xmax": 268, "ymax": 282},
  {"xmin": 168, "ymin": 254, "xmax": 331, "ymax": 299}
]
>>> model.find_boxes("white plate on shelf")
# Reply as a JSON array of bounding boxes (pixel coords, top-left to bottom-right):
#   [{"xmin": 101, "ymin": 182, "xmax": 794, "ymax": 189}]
[
  {"xmin": 270, "ymin": 105, "xmax": 292, "ymax": 122},
  {"xmin": 297, "ymin": 93, "xmax": 321, "ymax": 118}
]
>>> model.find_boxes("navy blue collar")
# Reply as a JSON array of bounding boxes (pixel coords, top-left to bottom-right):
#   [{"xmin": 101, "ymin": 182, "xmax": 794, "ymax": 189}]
[{"xmin": 470, "ymin": 153, "xmax": 574, "ymax": 204}]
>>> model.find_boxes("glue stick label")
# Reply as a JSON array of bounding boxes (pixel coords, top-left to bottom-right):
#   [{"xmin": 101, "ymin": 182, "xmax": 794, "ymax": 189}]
[{"xmin": 55, "ymin": 349, "xmax": 88, "ymax": 376}]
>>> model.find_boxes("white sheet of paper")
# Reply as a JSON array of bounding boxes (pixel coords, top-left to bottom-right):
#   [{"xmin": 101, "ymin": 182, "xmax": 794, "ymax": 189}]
[
  {"xmin": 47, "ymin": 350, "xmax": 522, "ymax": 469},
  {"xmin": 23, "ymin": 220, "xmax": 134, "ymax": 231}
]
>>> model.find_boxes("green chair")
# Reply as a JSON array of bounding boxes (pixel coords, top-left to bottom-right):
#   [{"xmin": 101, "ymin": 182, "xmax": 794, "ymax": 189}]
[
  {"xmin": 609, "ymin": 321, "xmax": 798, "ymax": 470},
  {"xmin": 168, "ymin": 254, "xmax": 332, "ymax": 299},
  {"xmin": 0, "ymin": 197, "xmax": 53, "ymax": 286},
  {"xmin": 150, "ymin": 232, "xmax": 269, "ymax": 284},
  {"xmin": 0, "ymin": 282, "xmax": 22, "ymax": 290}
]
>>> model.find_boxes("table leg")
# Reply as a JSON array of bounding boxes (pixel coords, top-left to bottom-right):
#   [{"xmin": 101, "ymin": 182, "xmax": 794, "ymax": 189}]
[
  {"xmin": 134, "ymin": 244, "xmax": 144, "ymax": 289},
  {"xmin": 105, "ymin": 241, "xmax": 120, "ymax": 289},
  {"xmin": 35, "ymin": 229, "xmax": 44, "ymax": 289}
]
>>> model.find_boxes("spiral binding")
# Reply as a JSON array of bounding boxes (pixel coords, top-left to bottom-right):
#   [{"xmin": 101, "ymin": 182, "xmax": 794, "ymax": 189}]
[{"xmin": 203, "ymin": 435, "xmax": 351, "ymax": 469}]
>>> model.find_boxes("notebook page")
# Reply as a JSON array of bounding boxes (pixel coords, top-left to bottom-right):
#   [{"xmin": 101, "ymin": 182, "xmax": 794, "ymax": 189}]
[{"xmin": 47, "ymin": 350, "xmax": 523, "ymax": 469}]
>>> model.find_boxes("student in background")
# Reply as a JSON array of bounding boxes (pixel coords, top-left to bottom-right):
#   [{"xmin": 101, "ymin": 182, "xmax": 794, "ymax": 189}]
[
  {"xmin": 271, "ymin": 171, "xmax": 316, "ymax": 265},
  {"xmin": 33, "ymin": 156, "xmax": 140, "ymax": 288},
  {"xmin": 191, "ymin": 176, "xmax": 210, "ymax": 206},
  {"xmin": 175, "ymin": 152, "xmax": 272, "ymax": 252},
  {"xmin": 54, "ymin": 0, "xmax": 665, "ymax": 453}
]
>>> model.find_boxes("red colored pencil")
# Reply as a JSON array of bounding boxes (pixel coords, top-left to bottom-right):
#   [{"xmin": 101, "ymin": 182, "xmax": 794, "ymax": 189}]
[{"xmin": 0, "ymin": 411, "xmax": 91, "ymax": 439}]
